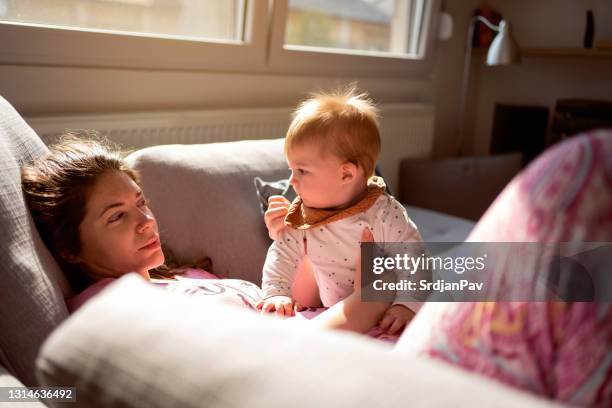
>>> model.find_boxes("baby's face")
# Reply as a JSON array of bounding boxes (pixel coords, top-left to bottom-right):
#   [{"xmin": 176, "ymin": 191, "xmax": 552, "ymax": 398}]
[{"xmin": 286, "ymin": 143, "xmax": 349, "ymax": 209}]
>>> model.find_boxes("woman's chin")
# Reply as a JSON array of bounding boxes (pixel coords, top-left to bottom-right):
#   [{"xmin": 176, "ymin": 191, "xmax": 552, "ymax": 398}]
[
  {"xmin": 153, "ymin": 250, "xmax": 165, "ymax": 267},
  {"xmin": 144, "ymin": 249, "xmax": 165, "ymax": 270}
]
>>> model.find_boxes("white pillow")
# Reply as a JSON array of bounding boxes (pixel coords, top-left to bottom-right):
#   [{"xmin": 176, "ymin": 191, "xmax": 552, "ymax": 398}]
[{"xmin": 37, "ymin": 275, "xmax": 557, "ymax": 408}]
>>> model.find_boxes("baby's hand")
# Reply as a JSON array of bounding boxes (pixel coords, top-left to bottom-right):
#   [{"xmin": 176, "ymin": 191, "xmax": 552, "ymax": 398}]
[
  {"xmin": 378, "ymin": 304, "xmax": 415, "ymax": 335},
  {"xmin": 257, "ymin": 295, "xmax": 296, "ymax": 317},
  {"xmin": 264, "ymin": 196, "xmax": 291, "ymax": 240}
]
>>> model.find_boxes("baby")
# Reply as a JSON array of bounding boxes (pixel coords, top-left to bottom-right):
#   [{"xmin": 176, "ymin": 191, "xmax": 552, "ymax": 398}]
[{"xmin": 258, "ymin": 88, "xmax": 422, "ymax": 334}]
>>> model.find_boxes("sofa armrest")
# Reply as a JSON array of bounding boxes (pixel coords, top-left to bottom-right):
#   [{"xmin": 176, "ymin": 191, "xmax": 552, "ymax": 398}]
[{"xmin": 37, "ymin": 275, "xmax": 559, "ymax": 408}]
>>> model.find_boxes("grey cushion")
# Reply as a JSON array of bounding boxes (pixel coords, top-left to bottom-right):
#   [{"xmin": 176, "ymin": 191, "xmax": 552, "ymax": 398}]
[
  {"xmin": 0, "ymin": 96, "xmax": 70, "ymax": 386},
  {"xmin": 126, "ymin": 138, "xmax": 289, "ymax": 284},
  {"xmin": 36, "ymin": 275, "xmax": 558, "ymax": 408},
  {"xmin": 253, "ymin": 176, "xmax": 296, "ymax": 213}
]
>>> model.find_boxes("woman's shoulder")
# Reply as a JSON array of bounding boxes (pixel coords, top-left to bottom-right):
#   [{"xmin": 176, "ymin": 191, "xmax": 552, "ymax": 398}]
[{"xmin": 176, "ymin": 268, "xmax": 217, "ymax": 280}]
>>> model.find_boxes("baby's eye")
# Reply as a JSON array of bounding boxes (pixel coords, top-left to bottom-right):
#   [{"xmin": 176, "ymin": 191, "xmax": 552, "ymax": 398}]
[
  {"xmin": 137, "ymin": 197, "xmax": 148, "ymax": 207},
  {"xmin": 297, "ymin": 169, "xmax": 307, "ymax": 175},
  {"xmin": 108, "ymin": 212, "xmax": 124, "ymax": 223}
]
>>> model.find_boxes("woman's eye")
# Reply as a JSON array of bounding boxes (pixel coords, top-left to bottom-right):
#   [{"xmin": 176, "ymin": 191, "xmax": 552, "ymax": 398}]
[
  {"xmin": 138, "ymin": 198, "xmax": 148, "ymax": 207},
  {"xmin": 108, "ymin": 212, "xmax": 124, "ymax": 223}
]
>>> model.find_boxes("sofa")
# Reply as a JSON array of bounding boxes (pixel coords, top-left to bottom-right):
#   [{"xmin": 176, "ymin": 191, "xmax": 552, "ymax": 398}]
[{"xmin": 0, "ymin": 95, "xmax": 559, "ymax": 407}]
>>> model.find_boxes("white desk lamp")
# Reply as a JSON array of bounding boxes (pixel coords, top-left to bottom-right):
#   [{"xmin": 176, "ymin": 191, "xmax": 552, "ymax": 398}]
[{"xmin": 457, "ymin": 16, "xmax": 521, "ymax": 155}]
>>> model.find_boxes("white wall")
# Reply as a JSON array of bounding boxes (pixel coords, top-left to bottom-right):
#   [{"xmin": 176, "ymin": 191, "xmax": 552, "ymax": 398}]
[
  {"xmin": 472, "ymin": 54, "xmax": 612, "ymax": 155},
  {"xmin": 432, "ymin": 0, "xmax": 612, "ymax": 158},
  {"xmin": 430, "ymin": 0, "xmax": 480, "ymax": 158}
]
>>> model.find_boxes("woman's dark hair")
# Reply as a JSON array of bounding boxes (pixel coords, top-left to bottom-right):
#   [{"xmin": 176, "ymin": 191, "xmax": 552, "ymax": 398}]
[
  {"xmin": 21, "ymin": 135, "xmax": 141, "ymax": 292},
  {"xmin": 22, "ymin": 134, "xmax": 213, "ymax": 292}
]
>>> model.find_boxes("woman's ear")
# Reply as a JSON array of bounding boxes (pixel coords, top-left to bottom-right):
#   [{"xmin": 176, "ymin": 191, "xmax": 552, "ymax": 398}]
[
  {"xmin": 340, "ymin": 161, "xmax": 359, "ymax": 184},
  {"xmin": 60, "ymin": 250, "xmax": 81, "ymax": 264}
]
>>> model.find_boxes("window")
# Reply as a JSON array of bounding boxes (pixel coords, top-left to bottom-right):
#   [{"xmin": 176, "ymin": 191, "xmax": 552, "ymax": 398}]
[
  {"xmin": 285, "ymin": 0, "xmax": 426, "ymax": 57},
  {"xmin": 0, "ymin": 0, "xmax": 268, "ymax": 71},
  {"xmin": 0, "ymin": 0, "xmax": 438, "ymax": 76},
  {"xmin": 268, "ymin": 0, "xmax": 437, "ymax": 77},
  {"xmin": 0, "ymin": 0, "xmax": 246, "ymax": 43}
]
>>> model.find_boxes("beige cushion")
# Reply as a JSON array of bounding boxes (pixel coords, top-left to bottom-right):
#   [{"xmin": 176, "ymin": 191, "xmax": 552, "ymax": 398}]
[
  {"xmin": 126, "ymin": 138, "xmax": 289, "ymax": 284},
  {"xmin": 0, "ymin": 96, "xmax": 70, "ymax": 386},
  {"xmin": 37, "ymin": 275, "xmax": 557, "ymax": 408}
]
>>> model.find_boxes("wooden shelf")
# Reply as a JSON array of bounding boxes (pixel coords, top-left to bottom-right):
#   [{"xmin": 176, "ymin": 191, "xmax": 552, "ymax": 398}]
[
  {"xmin": 474, "ymin": 47, "xmax": 612, "ymax": 59},
  {"xmin": 522, "ymin": 47, "xmax": 612, "ymax": 58}
]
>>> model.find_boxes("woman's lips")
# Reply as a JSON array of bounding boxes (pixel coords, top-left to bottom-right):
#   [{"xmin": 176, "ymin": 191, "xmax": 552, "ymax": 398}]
[{"xmin": 139, "ymin": 237, "xmax": 160, "ymax": 251}]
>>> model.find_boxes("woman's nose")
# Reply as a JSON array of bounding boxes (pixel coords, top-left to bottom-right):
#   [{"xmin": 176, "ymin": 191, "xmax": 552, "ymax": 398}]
[{"xmin": 136, "ymin": 212, "xmax": 154, "ymax": 234}]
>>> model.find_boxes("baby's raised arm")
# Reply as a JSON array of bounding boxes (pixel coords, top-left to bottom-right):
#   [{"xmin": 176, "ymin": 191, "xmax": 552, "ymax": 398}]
[{"xmin": 259, "ymin": 224, "xmax": 304, "ymax": 316}]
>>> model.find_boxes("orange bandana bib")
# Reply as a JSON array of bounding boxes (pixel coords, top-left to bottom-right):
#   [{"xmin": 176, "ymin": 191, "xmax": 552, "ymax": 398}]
[{"xmin": 285, "ymin": 176, "xmax": 386, "ymax": 230}]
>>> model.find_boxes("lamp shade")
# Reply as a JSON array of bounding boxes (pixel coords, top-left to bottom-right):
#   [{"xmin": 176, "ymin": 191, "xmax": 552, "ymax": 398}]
[{"xmin": 486, "ymin": 20, "xmax": 521, "ymax": 65}]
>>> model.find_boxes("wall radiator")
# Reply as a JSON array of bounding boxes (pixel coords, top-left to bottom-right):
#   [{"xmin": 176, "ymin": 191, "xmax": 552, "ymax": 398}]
[{"xmin": 25, "ymin": 103, "xmax": 435, "ymax": 192}]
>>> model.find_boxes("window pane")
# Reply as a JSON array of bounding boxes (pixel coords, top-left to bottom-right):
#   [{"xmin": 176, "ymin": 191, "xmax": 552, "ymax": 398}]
[
  {"xmin": 285, "ymin": 0, "xmax": 425, "ymax": 56},
  {"xmin": 0, "ymin": 0, "xmax": 246, "ymax": 42}
]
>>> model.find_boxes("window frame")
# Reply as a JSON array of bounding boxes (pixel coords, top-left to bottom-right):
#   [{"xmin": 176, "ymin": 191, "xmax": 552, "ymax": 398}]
[
  {"xmin": 0, "ymin": 0, "xmax": 440, "ymax": 77},
  {"xmin": 267, "ymin": 0, "xmax": 440, "ymax": 78},
  {"xmin": 0, "ymin": 0, "xmax": 269, "ymax": 72}
]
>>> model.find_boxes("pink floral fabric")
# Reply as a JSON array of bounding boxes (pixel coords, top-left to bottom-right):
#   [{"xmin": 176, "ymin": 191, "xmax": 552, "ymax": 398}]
[{"xmin": 424, "ymin": 130, "xmax": 612, "ymax": 407}]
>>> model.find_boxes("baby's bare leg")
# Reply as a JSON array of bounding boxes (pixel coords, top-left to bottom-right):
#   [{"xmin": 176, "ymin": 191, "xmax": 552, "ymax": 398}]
[{"xmin": 291, "ymin": 255, "xmax": 322, "ymax": 308}]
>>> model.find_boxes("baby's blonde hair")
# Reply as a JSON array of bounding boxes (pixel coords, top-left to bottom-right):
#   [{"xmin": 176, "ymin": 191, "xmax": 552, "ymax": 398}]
[{"xmin": 285, "ymin": 86, "xmax": 381, "ymax": 178}]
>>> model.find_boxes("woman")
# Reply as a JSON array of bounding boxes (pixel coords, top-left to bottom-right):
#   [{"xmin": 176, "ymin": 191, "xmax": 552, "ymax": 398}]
[{"xmin": 21, "ymin": 137, "xmax": 285, "ymax": 313}]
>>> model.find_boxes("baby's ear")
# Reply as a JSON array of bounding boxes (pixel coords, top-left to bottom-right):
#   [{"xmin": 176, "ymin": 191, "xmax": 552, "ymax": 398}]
[{"xmin": 340, "ymin": 161, "xmax": 360, "ymax": 183}]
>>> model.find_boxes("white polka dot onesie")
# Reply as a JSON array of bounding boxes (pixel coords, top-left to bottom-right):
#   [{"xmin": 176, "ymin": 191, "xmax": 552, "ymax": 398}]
[{"xmin": 261, "ymin": 193, "xmax": 423, "ymax": 310}]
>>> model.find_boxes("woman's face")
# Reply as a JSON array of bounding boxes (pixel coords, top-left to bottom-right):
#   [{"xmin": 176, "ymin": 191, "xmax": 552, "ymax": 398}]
[{"xmin": 72, "ymin": 170, "xmax": 164, "ymax": 280}]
